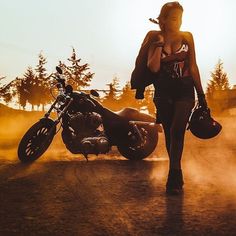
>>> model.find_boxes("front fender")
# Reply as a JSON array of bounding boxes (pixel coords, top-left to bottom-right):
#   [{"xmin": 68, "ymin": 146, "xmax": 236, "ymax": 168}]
[
  {"xmin": 39, "ymin": 118, "xmax": 57, "ymax": 135},
  {"xmin": 39, "ymin": 117, "xmax": 56, "ymax": 126}
]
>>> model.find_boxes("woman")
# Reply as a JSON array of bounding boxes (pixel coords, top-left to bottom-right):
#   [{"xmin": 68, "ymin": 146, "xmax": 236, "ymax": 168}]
[{"xmin": 147, "ymin": 2, "xmax": 207, "ymax": 195}]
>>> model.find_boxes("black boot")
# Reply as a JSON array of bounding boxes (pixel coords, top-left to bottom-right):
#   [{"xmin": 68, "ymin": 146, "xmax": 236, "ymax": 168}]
[{"xmin": 166, "ymin": 169, "xmax": 184, "ymax": 195}]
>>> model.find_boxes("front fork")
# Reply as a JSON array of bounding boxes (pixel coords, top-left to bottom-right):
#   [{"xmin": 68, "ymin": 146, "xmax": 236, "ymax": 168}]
[{"xmin": 44, "ymin": 97, "xmax": 74, "ymax": 125}]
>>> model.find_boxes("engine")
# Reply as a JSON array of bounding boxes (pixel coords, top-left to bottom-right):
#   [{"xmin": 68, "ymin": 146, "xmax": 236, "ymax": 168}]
[
  {"xmin": 69, "ymin": 111, "xmax": 103, "ymax": 134},
  {"xmin": 62, "ymin": 111, "xmax": 110, "ymax": 155}
]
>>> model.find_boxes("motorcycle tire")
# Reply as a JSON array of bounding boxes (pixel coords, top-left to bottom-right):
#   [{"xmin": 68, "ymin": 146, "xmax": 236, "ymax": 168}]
[
  {"xmin": 117, "ymin": 124, "xmax": 158, "ymax": 160},
  {"xmin": 18, "ymin": 119, "xmax": 56, "ymax": 163}
]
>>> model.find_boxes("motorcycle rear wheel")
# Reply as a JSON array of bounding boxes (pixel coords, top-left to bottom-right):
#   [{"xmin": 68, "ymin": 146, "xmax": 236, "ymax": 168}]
[
  {"xmin": 18, "ymin": 119, "xmax": 56, "ymax": 163},
  {"xmin": 117, "ymin": 124, "xmax": 158, "ymax": 160}
]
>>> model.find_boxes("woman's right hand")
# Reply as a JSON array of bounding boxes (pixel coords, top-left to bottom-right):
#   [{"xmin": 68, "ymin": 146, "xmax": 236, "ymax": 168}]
[
  {"xmin": 147, "ymin": 34, "xmax": 164, "ymax": 73},
  {"xmin": 151, "ymin": 34, "xmax": 165, "ymax": 48},
  {"xmin": 157, "ymin": 34, "xmax": 164, "ymax": 44}
]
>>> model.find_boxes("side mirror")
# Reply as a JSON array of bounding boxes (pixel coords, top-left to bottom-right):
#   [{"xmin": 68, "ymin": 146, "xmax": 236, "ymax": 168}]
[
  {"xmin": 56, "ymin": 66, "xmax": 63, "ymax": 74},
  {"xmin": 90, "ymin": 89, "xmax": 99, "ymax": 97}
]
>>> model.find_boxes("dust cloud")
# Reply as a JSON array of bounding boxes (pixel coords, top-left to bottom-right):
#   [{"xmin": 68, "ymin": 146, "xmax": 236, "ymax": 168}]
[
  {"xmin": 1, "ymin": 104, "xmax": 236, "ymax": 199},
  {"xmin": 0, "ymin": 106, "xmax": 66, "ymax": 162},
  {"xmin": 150, "ymin": 115, "xmax": 236, "ymax": 204},
  {"xmin": 0, "ymin": 105, "xmax": 122, "ymax": 162}
]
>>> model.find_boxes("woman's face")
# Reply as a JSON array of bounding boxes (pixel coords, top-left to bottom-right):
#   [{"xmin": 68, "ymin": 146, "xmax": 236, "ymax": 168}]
[{"xmin": 163, "ymin": 8, "xmax": 183, "ymax": 32}]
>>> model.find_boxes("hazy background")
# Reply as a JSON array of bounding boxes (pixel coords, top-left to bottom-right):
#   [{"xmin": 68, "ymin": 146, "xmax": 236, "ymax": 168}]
[{"xmin": 0, "ymin": 0, "xmax": 236, "ymax": 90}]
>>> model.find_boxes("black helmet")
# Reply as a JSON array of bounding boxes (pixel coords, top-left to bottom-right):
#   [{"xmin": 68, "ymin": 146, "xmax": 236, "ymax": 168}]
[{"xmin": 188, "ymin": 106, "xmax": 222, "ymax": 139}]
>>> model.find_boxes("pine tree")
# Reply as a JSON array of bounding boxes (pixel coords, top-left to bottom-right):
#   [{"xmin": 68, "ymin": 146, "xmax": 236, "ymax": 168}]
[
  {"xmin": 16, "ymin": 67, "xmax": 35, "ymax": 110},
  {"xmin": 60, "ymin": 47, "xmax": 94, "ymax": 91},
  {"xmin": 106, "ymin": 77, "xmax": 120, "ymax": 100},
  {"xmin": 119, "ymin": 81, "xmax": 138, "ymax": 108},
  {"xmin": 206, "ymin": 59, "xmax": 230, "ymax": 98},
  {"xmin": 16, "ymin": 77, "xmax": 28, "ymax": 110},
  {"xmin": 0, "ymin": 84, "xmax": 12, "ymax": 105},
  {"xmin": 35, "ymin": 53, "xmax": 51, "ymax": 111},
  {"xmin": 0, "ymin": 75, "xmax": 6, "ymax": 99},
  {"xmin": 0, "ymin": 76, "xmax": 15, "ymax": 105},
  {"xmin": 7, "ymin": 54, "xmax": 49, "ymax": 110},
  {"xmin": 102, "ymin": 76, "xmax": 121, "ymax": 110}
]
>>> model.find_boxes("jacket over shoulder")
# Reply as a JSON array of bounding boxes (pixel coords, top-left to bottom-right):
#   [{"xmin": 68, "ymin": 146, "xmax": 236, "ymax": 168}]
[{"xmin": 131, "ymin": 30, "xmax": 160, "ymax": 99}]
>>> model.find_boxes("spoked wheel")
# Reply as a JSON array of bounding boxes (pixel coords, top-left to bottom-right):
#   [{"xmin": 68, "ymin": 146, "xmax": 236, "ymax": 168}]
[
  {"xmin": 18, "ymin": 118, "xmax": 56, "ymax": 163},
  {"xmin": 117, "ymin": 124, "xmax": 158, "ymax": 160}
]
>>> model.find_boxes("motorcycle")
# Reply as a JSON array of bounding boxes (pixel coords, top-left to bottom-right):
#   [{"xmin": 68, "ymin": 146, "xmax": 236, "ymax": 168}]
[{"xmin": 18, "ymin": 67, "xmax": 161, "ymax": 163}]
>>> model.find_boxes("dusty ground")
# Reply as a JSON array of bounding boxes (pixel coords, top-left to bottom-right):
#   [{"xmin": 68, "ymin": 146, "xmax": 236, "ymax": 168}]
[{"xmin": 0, "ymin": 107, "xmax": 236, "ymax": 235}]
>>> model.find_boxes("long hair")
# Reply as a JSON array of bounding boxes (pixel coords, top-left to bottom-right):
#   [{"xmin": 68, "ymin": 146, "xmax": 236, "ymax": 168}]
[{"xmin": 157, "ymin": 1, "xmax": 183, "ymax": 31}]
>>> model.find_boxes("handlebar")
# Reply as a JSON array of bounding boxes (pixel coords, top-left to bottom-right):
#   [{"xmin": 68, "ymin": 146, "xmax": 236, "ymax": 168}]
[{"xmin": 52, "ymin": 66, "xmax": 97, "ymax": 108}]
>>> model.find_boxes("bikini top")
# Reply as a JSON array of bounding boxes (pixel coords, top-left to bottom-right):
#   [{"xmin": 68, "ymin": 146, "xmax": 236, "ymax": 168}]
[{"xmin": 159, "ymin": 39, "xmax": 190, "ymax": 79}]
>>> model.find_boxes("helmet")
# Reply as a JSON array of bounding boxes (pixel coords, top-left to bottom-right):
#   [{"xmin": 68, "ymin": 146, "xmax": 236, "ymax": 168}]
[{"xmin": 188, "ymin": 106, "xmax": 222, "ymax": 139}]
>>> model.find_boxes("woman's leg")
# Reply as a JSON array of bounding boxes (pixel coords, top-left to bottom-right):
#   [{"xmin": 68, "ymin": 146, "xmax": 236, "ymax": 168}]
[
  {"xmin": 169, "ymin": 100, "xmax": 195, "ymax": 170},
  {"xmin": 154, "ymin": 98, "xmax": 174, "ymax": 157}
]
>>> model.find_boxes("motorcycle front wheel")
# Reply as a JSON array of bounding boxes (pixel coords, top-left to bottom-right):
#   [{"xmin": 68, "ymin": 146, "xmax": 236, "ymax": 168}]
[
  {"xmin": 117, "ymin": 124, "xmax": 158, "ymax": 160},
  {"xmin": 18, "ymin": 118, "xmax": 56, "ymax": 163}
]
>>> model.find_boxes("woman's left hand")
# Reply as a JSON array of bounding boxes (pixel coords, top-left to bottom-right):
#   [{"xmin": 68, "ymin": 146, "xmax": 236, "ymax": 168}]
[{"xmin": 198, "ymin": 94, "xmax": 208, "ymax": 109}]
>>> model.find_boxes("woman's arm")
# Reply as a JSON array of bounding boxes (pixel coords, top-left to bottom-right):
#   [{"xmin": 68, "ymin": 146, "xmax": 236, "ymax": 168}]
[
  {"xmin": 184, "ymin": 31, "xmax": 204, "ymax": 95},
  {"xmin": 147, "ymin": 35, "xmax": 164, "ymax": 73}
]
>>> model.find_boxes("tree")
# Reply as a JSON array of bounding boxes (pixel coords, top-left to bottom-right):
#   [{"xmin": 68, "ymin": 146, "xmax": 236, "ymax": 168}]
[
  {"xmin": 59, "ymin": 47, "xmax": 94, "ymax": 91},
  {"xmin": 16, "ymin": 53, "xmax": 51, "ymax": 111},
  {"xmin": 16, "ymin": 67, "xmax": 35, "ymax": 110},
  {"xmin": 0, "ymin": 76, "xmax": 15, "ymax": 105},
  {"xmin": 206, "ymin": 59, "xmax": 231, "ymax": 113},
  {"xmin": 106, "ymin": 76, "xmax": 120, "ymax": 100},
  {"xmin": 0, "ymin": 75, "xmax": 6, "ymax": 101},
  {"xmin": 24, "ymin": 66, "xmax": 38, "ymax": 110},
  {"xmin": 206, "ymin": 59, "xmax": 230, "ymax": 98},
  {"xmin": 119, "ymin": 81, "xmax": 139, "ymax": 108},
  {"xmin": 16, "ymin": 77, "xmax": 28, "ymax": 110},
  {"xmin": 0, "ymin": 84, "xmax": 12, "ymax": 105},
  {"xmin": 102, "ymin": 76, "xmax": 121, "ymax": 110},
  {"xmin": 35, "ymin": 53, "xmax": 51, "ymax": 111},
  {"xmin": 1, "ymin": 49, "xmax": 94, "ymax": 110}
]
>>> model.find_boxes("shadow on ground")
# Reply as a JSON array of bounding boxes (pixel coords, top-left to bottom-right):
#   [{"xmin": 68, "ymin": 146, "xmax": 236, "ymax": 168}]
[{"xmin": 0, "ymin": 159, "xmax": 236, "ymax": 236}]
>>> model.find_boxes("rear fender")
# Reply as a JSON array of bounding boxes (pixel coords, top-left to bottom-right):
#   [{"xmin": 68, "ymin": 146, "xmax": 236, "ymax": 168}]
[
  {"xmin": 116, "ymin": 108, "xmax": 162, "ymax": 132},
  {"xmin": 129, "ymin": 120, "xmax": 162, "ymax": 133}
]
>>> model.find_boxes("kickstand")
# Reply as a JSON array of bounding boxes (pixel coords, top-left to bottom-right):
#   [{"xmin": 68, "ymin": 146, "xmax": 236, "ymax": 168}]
[{"xmin": 84, "ymin": 154, "xmax": 89, "ymax": 162}]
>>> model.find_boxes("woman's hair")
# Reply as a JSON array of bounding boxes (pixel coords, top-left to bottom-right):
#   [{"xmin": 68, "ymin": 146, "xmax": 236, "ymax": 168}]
[{"xmin": 157, "ymin": 1, "xmax": 183, "ymax": 31}]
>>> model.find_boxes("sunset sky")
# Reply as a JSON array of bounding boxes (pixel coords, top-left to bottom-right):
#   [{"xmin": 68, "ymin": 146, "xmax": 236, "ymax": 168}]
[{"xmin": 0, "ymin": 0, "xmax": 236, "ymax": 91}]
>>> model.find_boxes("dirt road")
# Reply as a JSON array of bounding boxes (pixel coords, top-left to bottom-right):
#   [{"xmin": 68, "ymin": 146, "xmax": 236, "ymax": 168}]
[{"xmin": 1, "ymin": 151, "xmax": 236, "ymax": 236}]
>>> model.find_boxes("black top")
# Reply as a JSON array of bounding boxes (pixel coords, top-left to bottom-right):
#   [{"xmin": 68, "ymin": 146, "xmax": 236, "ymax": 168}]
[{"xmin": 159, "ymin": 39, "xmax": 190, "ymax": 79}]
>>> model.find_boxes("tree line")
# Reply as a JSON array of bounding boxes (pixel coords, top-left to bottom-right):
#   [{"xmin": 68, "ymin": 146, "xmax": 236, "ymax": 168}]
[
  {"xmin": 0, "ymin": 48, "xmax": 156, "ymax": 114},
  {"xmin": 0, "ymin": 49, "xmax": 232, "ymax": 114}
]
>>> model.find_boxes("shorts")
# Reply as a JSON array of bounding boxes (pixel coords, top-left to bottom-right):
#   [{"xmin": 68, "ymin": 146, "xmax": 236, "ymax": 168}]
[
  {"xmin": 153, "ymin": 76, "xmax": 195, "ymax": 123},
  {"xmin": 153, "ymin": 76, "xmax": 195, "ymax": 101}
]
